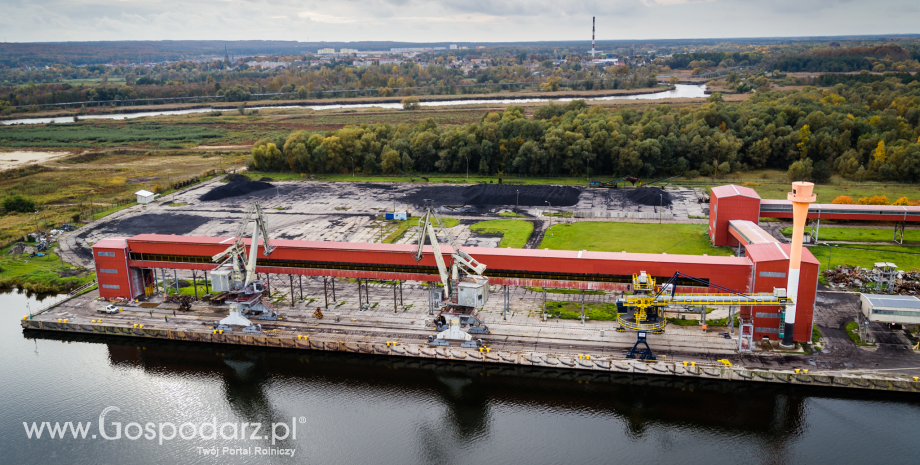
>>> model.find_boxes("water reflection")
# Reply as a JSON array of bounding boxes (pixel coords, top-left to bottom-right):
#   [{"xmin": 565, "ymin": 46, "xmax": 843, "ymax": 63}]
[{"xmin": 9, "ymin": 323, "xmax": 920, "ymax": 464}]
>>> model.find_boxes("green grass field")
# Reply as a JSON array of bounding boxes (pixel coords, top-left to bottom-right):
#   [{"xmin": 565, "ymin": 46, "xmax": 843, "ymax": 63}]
[
  {"xmin": 0, "ymin": 121, "xmax": 224, "ymax": 148},
  {"xmin": 539, "ymin": 222, "xmax": 733, "ymax": 256},
  {"xmin": 0, "ymin": 242, "xmax": 94, "ymax": 293},
  {"xmin": 381, "ymin": 217, "xmax": 458, "ymax": 244},
  {"xmin": 544, "ymin": 301, "xmax": 620, "ymax": 321},
  {"xmin": 809, "ymin": 244, "xmax": 920, "ymax": 274},
  {"xmin": 781, "ymin": 226, "xmax": 920, "ymax": 243},
  {"xmin": 469, "ymin": 220, "xmax": 533, "ymax": 248}
]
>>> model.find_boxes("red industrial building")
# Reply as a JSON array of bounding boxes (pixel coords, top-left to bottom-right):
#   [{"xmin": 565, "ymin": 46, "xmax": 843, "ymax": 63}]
[{"xmin": 99, "ymin": 183, "xmax": 899, "ymax": 344}]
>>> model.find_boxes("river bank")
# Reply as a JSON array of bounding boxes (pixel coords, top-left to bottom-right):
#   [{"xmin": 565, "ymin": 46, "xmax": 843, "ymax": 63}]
[{"xmin": 1, "ymin": 85, "xmax": 713, "ymax": 125}]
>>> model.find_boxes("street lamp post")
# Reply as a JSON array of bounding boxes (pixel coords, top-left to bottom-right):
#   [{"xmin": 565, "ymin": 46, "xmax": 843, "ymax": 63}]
[
  {"xmin": 659, "ymin": 194, "xmax": 662, "ymax": 224},
  {"xmin": 515, "ymin": 190, "xmax": 519, "ymax": 213},
  {"xmin": 822, "ymin": 243, "xmax": 835, "ymax": 272},
  {"xmin": 351, "ymin": 157, "xmax": 355, "ymax": 177},
  {"xmin": 545, "ymin": 200, "xmax": 553, "ymax": 230}
]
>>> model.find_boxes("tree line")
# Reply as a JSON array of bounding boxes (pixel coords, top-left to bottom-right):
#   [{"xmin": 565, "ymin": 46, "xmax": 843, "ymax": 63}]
[{"xmin": 247, "ymin": 77, "xmax": 920, "ymax": 183}]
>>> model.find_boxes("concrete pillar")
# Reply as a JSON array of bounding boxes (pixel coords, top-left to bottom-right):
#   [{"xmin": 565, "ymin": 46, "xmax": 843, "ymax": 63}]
[{"xmin": 782, "ymin": 181, "xmax": 816, "ymax": 347}]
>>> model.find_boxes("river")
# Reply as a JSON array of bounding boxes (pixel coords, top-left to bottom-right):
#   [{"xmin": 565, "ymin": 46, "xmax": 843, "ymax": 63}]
[
  {"xmin": 3, "ymin": 289, "xmax": 919, "ymax": 464},
  {"xmin": 1, "ymin": 85, "xmax": 708, "ymax": 126}
]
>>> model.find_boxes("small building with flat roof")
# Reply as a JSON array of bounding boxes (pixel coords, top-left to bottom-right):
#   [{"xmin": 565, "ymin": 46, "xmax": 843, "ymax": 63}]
[
  {"xmin": 135, "ymin": 190, "xmax": 158, "ymax": 205},
  {"xmin": 859, "ymin": 294, "xmax": 920, "ymax": 324}
]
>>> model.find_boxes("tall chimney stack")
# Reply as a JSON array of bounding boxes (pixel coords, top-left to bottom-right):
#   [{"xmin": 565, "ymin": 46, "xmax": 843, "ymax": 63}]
[
  {"xmin": 592, "ymin": 17, "xmax": 596, "ymax": 58},
  {"xmin": 782, "ymin": 181, "xmax": 816, "ymax": 347}
]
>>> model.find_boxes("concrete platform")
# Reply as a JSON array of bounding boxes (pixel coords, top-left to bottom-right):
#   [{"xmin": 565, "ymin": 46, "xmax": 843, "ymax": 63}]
[{"xmin": 20, "ymin": 287, "xmax": 920, "ymax": 393}]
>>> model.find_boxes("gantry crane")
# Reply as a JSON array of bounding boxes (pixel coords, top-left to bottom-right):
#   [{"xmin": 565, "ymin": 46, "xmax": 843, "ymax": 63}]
[
  {"xmin": 211, "ymin": 201, "xmax": 278, "ymax": 327},
  {"xmin": 615, "ymin": 271, "xmax": 794, "ymax": 358},
  {"xmin": 414, "ymin": 200, "xmax": 489, "ymax": 347}
]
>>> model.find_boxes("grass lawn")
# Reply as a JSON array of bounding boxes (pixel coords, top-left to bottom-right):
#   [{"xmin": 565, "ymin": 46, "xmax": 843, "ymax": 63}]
[
  {"xmin": 469, "ymin": 219, "xmax": 533, "ymax": 248},
  {"xmin": 808, "ymin": 244, "xmax": 920, "ymax": 277},
  {"xmin": 245, "ymin": 170, "xmax": 593, "ymax": 186},
  {"xmin": 544, "ymin": 301, "xmax": 620, "ymax": 321},
  {"xmin": 527, "ymin": 287, "xmax": 605, "ymax": 295},
  {"xmin": 539, "ymin": 222, "xmax": 733, "ymax": 256},
  {"xmin": 498, "ymin": 212, "xmax": 526, "ymax": 217},
  {"xmin": 782, "ymin": 226, "xmax": 920, "ymax": 242},
  {"xmin": 381, "ymin": 217, "xmax": 458, "ymax": 244},
  {"xmin": 0, "ymin": 243, "xmax": 94, "ymax": 293},
  {"xmin": 845, "ymin": 321, "xmax": 874, "ymax": 346}
]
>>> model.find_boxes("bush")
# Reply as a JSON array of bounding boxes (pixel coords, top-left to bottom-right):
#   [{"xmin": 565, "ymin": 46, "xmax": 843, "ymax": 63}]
[
  {"xmin": 857, "ymin": 195, "xmax": 889, "ymax": 205},
  {"xmin": 831, "ymin": 195, "xmax": 855, "ymax": 204},
  {"xmin": 401, "ymin": 96, "xmax": 421, "ymax": 110},
  {"xmin": 2, "ymin": 195, "xmax": 36, "ymax": 213}
]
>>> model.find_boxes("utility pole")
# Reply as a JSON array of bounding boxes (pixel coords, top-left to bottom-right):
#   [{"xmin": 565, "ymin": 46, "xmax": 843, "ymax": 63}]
[{"xmin": 515, "ymin": 190, "xmax": 519, "ymax": 213}]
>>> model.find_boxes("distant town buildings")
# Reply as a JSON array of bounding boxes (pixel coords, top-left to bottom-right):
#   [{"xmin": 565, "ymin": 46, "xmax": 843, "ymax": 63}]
[
  {"xmin": 449, "ymin": 44, "xmax": 458, "ymax": 50},
  {"xmin": 340, "ymin": 48, "xmax": 358, "ymax": 54},
  {"xmin": 317, "ymin": 48, "xmax": 335, "ymax": 55}
]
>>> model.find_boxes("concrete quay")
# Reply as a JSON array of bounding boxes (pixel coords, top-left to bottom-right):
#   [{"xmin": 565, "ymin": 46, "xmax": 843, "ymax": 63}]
[{"xmin": 20, "ymin": 287, "xmax": 920, "ymax": 394}]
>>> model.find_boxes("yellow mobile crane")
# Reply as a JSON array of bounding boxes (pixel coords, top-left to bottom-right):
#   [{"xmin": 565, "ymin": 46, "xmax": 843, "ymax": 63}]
[{"xmin": 615, "ymin": 271, "xmax": 794, "ymax": 359}]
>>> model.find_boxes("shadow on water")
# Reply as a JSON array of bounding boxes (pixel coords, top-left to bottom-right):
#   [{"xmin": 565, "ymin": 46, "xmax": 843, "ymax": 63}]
[{"xmin": 25, "ymin": 329, "xmax": 920, "ymax": 442}]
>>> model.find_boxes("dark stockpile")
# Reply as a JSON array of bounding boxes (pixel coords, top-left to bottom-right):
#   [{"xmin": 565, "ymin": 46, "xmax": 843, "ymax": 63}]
[
  {"xmin": 404, "ymin": 184, "xmax": 582, "ymax": 207},
  {"xmin": 462, "ymin": 184, "xmax": 581, "ymax": 206},
  {"xmin": 626, "ymin": 187, "xmax": 672, "ymax": 207},
  {"xmin": 90, "ymin": 213, "xmax": 213, "ymax": 237},
  {"xmin": 200, "ymin": 177, "xmax": 274, "ymax": 201}
]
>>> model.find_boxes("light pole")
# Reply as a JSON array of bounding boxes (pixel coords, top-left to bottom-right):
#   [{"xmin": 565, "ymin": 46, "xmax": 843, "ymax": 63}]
[
  {"xmin": 351, "ymin": 157, "xmax": 354, "ymax": 177},
  {"xmin": 822, "ymin": 243, "xmax": 836, "ymax": 272},
  {"xmin": 659, "ymin": 194, "xmax": 662, "ymax": 224},
  {"xmin": 515, "ymin": 190, "xmax": 519, "ymax": 213},
  {"xmin": 545, "ymin": 200, "xmax": 553, "ymax": 230},
  {"xmin": 466, "ymin": 156, "xmax": 469, "ymax": 180}
]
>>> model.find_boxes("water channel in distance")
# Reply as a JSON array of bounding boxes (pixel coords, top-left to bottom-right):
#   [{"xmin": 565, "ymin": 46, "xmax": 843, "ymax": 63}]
[
  {"xmin": 1, "ymin": 85, "xmax": 709, "ymax": 126},
  {"xmin": 2, "ymin": 289, "xmax": 920, "ymax": 464}
]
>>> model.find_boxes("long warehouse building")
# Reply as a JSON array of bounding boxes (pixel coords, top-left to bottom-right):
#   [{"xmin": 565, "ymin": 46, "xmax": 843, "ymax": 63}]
[{"xmin": 93, "ymin": 231, "xmax": 820, "ymax": 343}]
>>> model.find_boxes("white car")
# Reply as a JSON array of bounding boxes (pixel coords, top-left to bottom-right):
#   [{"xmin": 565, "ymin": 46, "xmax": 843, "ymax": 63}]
[{"xmin": 99, "ymin": 305, "xmax": 120, "ymax": 314}]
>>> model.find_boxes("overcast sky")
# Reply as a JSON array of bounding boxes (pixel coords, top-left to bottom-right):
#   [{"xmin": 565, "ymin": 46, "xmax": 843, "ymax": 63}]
[{"xmin": 3, "ymin": 0, "xmax": 919, "ymax": 43}]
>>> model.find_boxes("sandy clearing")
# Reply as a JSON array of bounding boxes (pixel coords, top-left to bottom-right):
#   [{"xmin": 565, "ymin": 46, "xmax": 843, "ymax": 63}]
[{"xmin": 0, "ymin": 151, "xmax": 71, "ymax": 170}]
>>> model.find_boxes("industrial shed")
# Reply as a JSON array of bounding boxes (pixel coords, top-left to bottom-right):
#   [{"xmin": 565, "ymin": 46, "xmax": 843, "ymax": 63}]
[
  {"xmin": 859, "ymin": 294, "xmax": 920, "ymax": 325},
  {"xmin": 709, "ymin": 185, "xmax": 761, "ymax": 246}
]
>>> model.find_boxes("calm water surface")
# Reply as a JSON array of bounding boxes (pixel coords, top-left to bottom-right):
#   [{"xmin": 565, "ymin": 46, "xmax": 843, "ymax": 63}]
[
  {"xmin": 2, "ymin": 289, "xmax": 919, "ymax": 464},
  {"xmin": 1, "ymin": 85, "xmax": 708, "ymax": 126}
]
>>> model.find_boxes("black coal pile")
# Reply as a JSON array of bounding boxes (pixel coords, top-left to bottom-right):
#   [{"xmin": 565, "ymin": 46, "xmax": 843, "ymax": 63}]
[
  {"xmin": 200, "ymin": 177, "xmax": 274, "ymax": 201},
  {"xmin": 626, "ymin": 187, "xmax": 672, "ymax": 206},
  {"xmin": 90, "ymin": 213, "xmax": 212, "ymax": 236},
  {"xmin": 462, "ymin": 184, "xmax": 581, "ymax": 207}
]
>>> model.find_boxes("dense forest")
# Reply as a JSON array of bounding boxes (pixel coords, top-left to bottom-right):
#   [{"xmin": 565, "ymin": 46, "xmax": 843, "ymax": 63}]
[
  {"xmin": 248, "ymin": 76, "xmax": 920, "ymax": 183},
  {"xmin": 772, "ymin": 45, "xmax": 920, "ymax": 72}
]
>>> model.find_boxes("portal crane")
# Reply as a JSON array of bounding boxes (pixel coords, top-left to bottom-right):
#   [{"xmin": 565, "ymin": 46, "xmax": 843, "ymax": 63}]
[
  {"xmin": 615, "ymin": 271, "xmax": 795, "ymax": 358},
  {"xmin": 211, "ymin": 201, "xmax": 278, "ymax": 327},
  {"xmin": 414, "ymin": 200, "xmax": 489, "ymax": 347},
  {"xmin": 211, "ymin": 201, "xmax": 275, "ymax": 290}
]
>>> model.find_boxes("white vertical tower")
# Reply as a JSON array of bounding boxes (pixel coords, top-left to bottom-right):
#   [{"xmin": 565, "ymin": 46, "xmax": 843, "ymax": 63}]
[
  {"xmin": 592, "ymin": 17, "xmax": 596, "ymax": 58},
  {"xmin": 781, "ymin": 181, "xmax": 816, "ymax": 347}
]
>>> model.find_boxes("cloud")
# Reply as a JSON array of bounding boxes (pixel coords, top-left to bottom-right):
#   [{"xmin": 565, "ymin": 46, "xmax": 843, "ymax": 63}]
[
  {"xmin": 0, "ymin": 0, "xmax": 917, "ymax": 43},
  {"xmin": 297, "ymin": 11, "xmax": 358, "ymax": 24}
]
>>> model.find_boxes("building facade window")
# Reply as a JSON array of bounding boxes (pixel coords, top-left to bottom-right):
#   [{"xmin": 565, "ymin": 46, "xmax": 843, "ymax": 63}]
[
  {"xmin": 101, "ymin": 284, "xmax": 120, "ymax": 289},
  {"xmin": 99, "ymin": 269, "xmax": 118, "ymax": 274},
  {"xmin": 97, "ymin": 251, "xmax": 116, "ymax": 257}
]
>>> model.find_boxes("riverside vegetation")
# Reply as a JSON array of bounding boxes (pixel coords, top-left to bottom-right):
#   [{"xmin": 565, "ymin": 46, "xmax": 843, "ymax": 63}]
[{"xmin": 246, "ymin": 77, "xmax": 920, "ymax": 183}]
